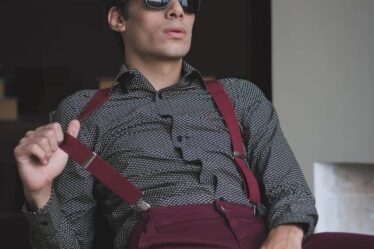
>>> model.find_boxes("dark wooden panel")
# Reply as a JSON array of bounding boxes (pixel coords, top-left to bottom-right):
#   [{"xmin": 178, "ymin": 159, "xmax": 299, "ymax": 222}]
[
  {"xmin": 0, "ymin": 119, "xmax": 45, "ymax": 249},
  {"xmin": 0, "ymin": 212, "xmax": 31, "ymax": 249},
  {"xmin": 0, "ymin": 119, "xmax": 46, "ymax": 212}
]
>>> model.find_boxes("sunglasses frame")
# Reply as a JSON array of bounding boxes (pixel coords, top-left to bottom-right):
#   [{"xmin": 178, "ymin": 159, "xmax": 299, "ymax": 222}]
[{"xmin": 144, "ymin": 0, "xmax": 201, "ymax": 14}]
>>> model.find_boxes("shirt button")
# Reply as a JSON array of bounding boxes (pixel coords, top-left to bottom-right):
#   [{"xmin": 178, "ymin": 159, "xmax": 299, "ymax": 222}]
[
  {"xmin": 177, "ymin": 135, "xmax": 183, "ymax": 142},
  {"xmin": 157, "ymin": 92, "xmax": 162, "ymax": 99}
]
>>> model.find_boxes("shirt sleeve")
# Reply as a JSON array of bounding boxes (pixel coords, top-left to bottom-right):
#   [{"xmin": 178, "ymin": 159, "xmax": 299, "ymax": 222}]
[
  {"xmin": 22, "ymin": 90, "xmax": 98, "ymax": 248},
  {"xmin": 239, "ymin": 81, "xmax": 318, "ymax": 236}
]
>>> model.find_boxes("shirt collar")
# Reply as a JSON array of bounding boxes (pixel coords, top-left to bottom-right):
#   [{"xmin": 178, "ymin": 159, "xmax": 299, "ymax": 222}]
[{"xmin": 112, "ymin": 61, "xmax": 205, "ymax": 94}]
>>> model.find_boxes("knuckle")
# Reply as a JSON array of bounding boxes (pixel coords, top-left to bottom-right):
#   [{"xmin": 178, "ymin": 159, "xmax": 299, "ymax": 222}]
[
  {"xmin": 29, "ymin": 143, "xmax": 39, "ymax": 152},
  {"xmin": 25, "ymin": 130, "xmax": 34, "ymax": 137},
  {"xmin": 45, "ymin": 129, "xmax": 55, "ymax": 138},
  {"xmin": 14, "ymin": 146, "xmax": 23, "ymax": 158},
  {"xmin": 39, "ymin": 136, "xmax": 49, "ymax": 145},
  {"xmin": 19, "ymin": 138, "xmax": 27, "ymax": 144},
  {"xmin": 52, "ymin": 122, "xmax": 62, "ymax": 131},
  {"xmin": 14, "ymin": 146, "xmax": 20, "ymax": 155}
]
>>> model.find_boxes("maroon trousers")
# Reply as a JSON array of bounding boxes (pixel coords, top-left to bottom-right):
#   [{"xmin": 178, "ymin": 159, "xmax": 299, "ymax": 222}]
[{"xmin": 127, "ymin": 201, "xmax": 374, "ymax": 249}]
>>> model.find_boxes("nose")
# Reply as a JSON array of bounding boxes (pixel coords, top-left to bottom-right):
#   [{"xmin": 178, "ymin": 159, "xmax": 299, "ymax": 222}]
[{"xmin": 165, "ymin": 0, "xmax": 184, "ymax": 19}]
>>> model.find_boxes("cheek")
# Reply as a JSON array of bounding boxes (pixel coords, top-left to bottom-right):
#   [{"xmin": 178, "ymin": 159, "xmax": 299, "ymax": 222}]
[
  {"xmin": 126, "ymin": 23, "xmax": 154, "ymax": 45},
  {"xmin": 136, "ymin": 22, "xmax": 161, "ymax": 43},
  {"xmin": 186, "ymin": 16, "xmax": 195, "ymax": 32}
]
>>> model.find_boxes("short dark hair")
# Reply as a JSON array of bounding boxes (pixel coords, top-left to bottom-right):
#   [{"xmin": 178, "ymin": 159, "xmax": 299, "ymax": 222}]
[{"xmin": 102, "ymin": 0, "xmax": 130, "ymax": 53}]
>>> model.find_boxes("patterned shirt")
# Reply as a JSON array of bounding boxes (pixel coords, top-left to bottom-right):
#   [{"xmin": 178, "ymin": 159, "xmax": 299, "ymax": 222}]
[{"xmin": 23, "ymin": 61, "xmax": 318, "ymax": 248}]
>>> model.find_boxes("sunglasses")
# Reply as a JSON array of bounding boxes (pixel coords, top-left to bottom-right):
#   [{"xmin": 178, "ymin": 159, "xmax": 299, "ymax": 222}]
[
  {"xmin": 118, "ymin": 0, "xmax": 201, "ymax": 14},
  {"xmin": 145, "ymin": 0, "xmax": 201, "ymax": 13}
]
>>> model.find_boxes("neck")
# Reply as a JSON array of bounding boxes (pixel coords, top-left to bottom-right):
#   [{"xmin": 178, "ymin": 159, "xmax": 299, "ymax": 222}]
[{"xmin": 125, "ymin": 55, "xmax": 184, "ymax": 92}]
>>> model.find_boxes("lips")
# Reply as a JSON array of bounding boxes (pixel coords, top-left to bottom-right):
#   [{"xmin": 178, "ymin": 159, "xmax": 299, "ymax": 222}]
[{"xmin": 163, "ymin": 27, "xmax": 187, "ymax": 38}]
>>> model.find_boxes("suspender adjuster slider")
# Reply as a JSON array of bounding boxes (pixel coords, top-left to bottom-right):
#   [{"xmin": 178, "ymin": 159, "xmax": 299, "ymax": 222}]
[
  {"xmin": 233, "ymin": 150, "xmax": 244, "ymax": 159},
  {"xmin": 82, "ymin": 152, "xmax": 97, "ymax": 169}
]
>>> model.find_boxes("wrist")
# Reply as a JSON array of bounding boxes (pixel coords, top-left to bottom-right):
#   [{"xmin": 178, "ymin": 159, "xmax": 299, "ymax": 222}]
[
  {"xmin": 271, "ymin": 224, "xmax": 304, "ymax": 240},
  {"xmin": 24, "ymin": 184, "xmax": 52, "ymax": 210}
]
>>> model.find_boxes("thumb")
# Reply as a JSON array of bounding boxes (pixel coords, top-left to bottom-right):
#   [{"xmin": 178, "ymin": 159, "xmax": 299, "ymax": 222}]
[{"xmin": 66, "ymin": 119, "xmax": 81, "ymax": 138}]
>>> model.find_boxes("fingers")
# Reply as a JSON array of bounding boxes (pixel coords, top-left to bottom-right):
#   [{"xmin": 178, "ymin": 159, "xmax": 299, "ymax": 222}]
[
  {"xmin": 66, "ymin": 120, "xmax": 81, "ymax": 138},
  {"xmin": 53, "ymin": 123, "xmax": 64, "ymax": 143},
  {"xmin": 28, "ymin": 143, "xmax": 48, "ymax": 165},
  {"xmin": 35, "ymin": 123, "xmax": 61, "ymax": 152},
  {"xmin": 36, "ymin": 135, "xmax": 53, "ymax": 160},
  {"xmin": 15, "ymin": 122, "xmax": 68, "ymax": 165},
  {"xmin": 14, "ymin": 140, "xmax": 48, "ymax": 165}
]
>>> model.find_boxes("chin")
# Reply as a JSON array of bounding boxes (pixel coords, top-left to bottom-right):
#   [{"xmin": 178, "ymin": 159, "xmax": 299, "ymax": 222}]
[
  {"xmin": 154, "ymin": 49, "xmax": 190, "ymax": 60},
  {"xmin": 155, "ymin": 54, "xmax": 186, "ymax": 61},
  {"xmin": 164, "ymin": 46, "xmax": 191, "ymax": 57}
]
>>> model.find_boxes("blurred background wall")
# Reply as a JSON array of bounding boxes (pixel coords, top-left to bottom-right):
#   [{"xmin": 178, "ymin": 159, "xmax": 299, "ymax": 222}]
[{"xmin": 272, "ymin": 0, "xmax": 374, "ymax": 190}]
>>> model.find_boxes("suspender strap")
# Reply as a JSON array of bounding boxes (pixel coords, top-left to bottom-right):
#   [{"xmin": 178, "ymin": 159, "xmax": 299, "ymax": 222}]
[
  {"xmin": 204, "ymin": 80, "xmax": 261, "ymax": 205},
  {"xmin": 59, "ymin": 89, "xmax": 143, "ymax": 207},
  {"xmin": 77, "ymin": 88, "xmax": 111, "ymax": 120},
  {"xmin": 60, "ymin": 133, "xmax": 142, "ymax": 205}
]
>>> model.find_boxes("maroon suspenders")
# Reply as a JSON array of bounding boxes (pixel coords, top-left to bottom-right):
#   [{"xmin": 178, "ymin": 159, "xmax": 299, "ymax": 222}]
[
  {"xmin": 205, "ymin": 80, "xmax": 261, "ymax": 205},
  {"xmin": 59, "ymin": 80, "xmax": 261, "ymax": 211}
]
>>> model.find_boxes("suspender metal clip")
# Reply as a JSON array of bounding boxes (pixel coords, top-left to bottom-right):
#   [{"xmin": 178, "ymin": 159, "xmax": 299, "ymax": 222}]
[
  {"xmin": 136, "ymin": 198, "xmax": 151, "ymax": 211},
  {"xmin": 233, "ymin": 150, "xmax": 244, "ymax": 159},
  {"xmin": 82, "ymin": 152, "xmax": 97, "ymax": 169}
]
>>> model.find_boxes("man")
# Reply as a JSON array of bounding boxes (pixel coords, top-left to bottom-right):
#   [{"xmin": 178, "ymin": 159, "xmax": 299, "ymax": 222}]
[{"xmin": 14, "ymin": 0, "xmax": 317, "ymax": 248}]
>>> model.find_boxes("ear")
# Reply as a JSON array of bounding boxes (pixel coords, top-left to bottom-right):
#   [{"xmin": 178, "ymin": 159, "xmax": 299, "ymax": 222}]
[{"xmin": 107, "ymin": 6, "xmax": 126, "ymax": 32}]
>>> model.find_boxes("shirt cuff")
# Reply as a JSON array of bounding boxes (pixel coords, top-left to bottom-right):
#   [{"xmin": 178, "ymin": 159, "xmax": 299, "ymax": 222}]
[{"xmin": 22, "ymin": 188, "xmax": 63, "ymax": 238}]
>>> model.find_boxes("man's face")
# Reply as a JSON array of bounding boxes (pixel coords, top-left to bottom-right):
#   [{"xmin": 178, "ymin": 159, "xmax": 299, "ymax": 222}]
[{"xmin": 122, "ymin": 0, "xmax": 195, "ymax": 61}]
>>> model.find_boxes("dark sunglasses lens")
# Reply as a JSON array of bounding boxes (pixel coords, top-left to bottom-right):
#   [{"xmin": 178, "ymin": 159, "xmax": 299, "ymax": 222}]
[
  {"xmin": 147, "ymin": 0, "xmax": 169, "ymax": 9},
  {"xmin": 182, "ymin": 0, "xmax": 201, "ymax": 13},
  {"xmin": 146, "ymin": 0, "xmax": 201, "ymax": 13}
]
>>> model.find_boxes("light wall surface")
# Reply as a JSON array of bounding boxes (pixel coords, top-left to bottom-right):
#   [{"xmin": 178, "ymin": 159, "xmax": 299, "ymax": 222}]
[
  {"xmin": 272, "ymin": 0, "xmax": 374, "ymax": 190},
  {"xmin": 314, "ymin": 162, "xmax": 374, "ymax": 234}
]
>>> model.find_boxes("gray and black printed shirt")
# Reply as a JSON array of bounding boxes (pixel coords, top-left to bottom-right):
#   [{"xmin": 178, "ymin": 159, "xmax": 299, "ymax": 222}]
[{"xmin": 23, "ymin": 61, "xmax": 318, "ymax": 248}]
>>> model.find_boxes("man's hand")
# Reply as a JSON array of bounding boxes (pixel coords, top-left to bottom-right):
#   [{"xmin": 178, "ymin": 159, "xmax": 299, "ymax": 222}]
[
  {"xmin": 260, "ymin": 224, "xmax": 304, "ymax": 249},
  {"xmin": 14, "ymin": 120, "xmax": 80, "ymax": 209}
]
